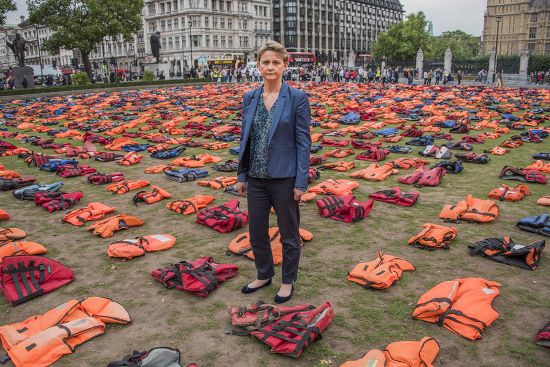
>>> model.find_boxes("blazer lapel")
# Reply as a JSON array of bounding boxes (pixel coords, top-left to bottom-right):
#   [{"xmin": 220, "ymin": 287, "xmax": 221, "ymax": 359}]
[
  {"xmin": 242, "ymin": 88, "xmax": 261, "ymax": 147},
  {"xmin": 268, "ymin": 82, "xmax": 289, "ymax": 145}
]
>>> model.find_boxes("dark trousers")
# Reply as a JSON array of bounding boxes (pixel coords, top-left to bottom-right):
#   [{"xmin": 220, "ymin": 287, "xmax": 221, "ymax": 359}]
[{"xmin": 247, "ymin": 176, "xmax": 301, "ymax": 284}]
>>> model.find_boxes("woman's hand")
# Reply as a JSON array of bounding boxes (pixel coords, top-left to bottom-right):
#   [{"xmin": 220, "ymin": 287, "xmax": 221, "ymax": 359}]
[
  {"xmin": 236, "ymin": 181, "xmax": 247, "ymax": 196},
  {"xmin": 293, "ymin": 188, "xmax": 305, "ymax": 201}
]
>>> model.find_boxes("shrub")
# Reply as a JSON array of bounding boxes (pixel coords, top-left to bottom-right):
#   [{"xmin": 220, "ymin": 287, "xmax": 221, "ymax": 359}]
[
  {"xmin": 143, "ymin": 70, "xmax": 155, "ymax": 82},
  {"xmin": 72, "ymin": 72, "xmax": 89, "ymax": 85}
]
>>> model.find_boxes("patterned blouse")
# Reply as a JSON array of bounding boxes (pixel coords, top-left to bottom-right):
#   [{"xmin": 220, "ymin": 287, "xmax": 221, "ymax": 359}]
[{"xmin": 248, "ymin": 93, "xmax": 278, "ymax": 178}]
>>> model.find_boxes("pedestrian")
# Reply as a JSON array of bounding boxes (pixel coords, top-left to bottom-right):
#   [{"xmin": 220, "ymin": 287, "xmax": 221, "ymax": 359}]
[
  {"xmin": 236, "ymin": 40, "xmax": 311, "ymax": 304},
  {"xmin": 496, "ymin": 71, "xmax": 503, "ymax": 88},
  {"xmin": 423, "ymin": 71, "xmax": 429, "ymax": 85},
  {"xmin": 457, "ymin": 70, "xmax": 463, "ymax": 85}
]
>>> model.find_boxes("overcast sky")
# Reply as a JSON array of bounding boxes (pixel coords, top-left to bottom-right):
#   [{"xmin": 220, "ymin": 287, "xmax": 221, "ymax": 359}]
[{"xmin": 7, "ymin": 0, "xmax": 485, "ymax": 36}]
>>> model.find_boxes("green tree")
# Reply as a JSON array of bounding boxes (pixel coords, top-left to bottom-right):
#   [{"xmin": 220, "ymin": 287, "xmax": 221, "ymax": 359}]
[
  {"xmin": 372, "ymin": 12, "xmax": 431, "ymax": 61},
  {"xmin": 0, "ymin": 0, "xmax": 16, "ymax": 26},
  {"xmin": 27, "ymin": 0, "xmax": 143, "ymax": 78},
  {"xmin": 427, "ymin": 30, "xmax": 481, "ymax": 60}
]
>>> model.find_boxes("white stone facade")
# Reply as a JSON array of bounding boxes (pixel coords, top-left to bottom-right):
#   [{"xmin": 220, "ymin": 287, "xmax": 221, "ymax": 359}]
[{"xmin": 142, "ymin": 0, "xmax": 272, "ymax": 72}]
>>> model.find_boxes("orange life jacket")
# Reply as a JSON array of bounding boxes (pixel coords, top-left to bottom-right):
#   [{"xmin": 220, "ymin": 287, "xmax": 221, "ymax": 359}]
[
  {"xmin": 0, "ymin": 228, "xmax": 27, "ymax": 242},
  {"xmin": 227, "ymin": 227, "xmax": 313, "ymax": 265},
  {"xmin": 87, "ymin": 214, "xmax": 144, "ymax": 238},
  {"xmin": 487, "ymin": 146, "xmax": 509, "ymax": 155},
  {"xmin": 107, "ymin": 234, "xmax": 177, "ymax": 259},
  {"xmin": 412, "ymin": 277, "xmax": 500, "ymax": 340},
  {"xmin": 322, "ymin": 149, "xmax": 355, "ymax": 159},
  {"xmin": 197, "ymin": 176, "xmax": 238, "ymax": 190},
  {"xmin": 0, "ymin": 170, "xmax": 21, "ymax": 179},
  {"xmin": 132, "ymin": 186, "xmax": 171, "ymax": 205},
  {"xmin": 0, "ymin": 209, "xmax": 9, "ymax": 221},
  {"xmin": 347, "ymin": 251, "xmax": 415, "ymax": 289},
  {"xmin": 320, "ymin": 160, "xmax": 356, "ymax": 172},
  {"xmin": 439, "ymin": 195, "xmax": 498, "ymax": 223},
  {"xmin": 172, "ymin": 154, "xmax": 221, "ymax": 167},
  {"xmin": 525, "ymin": 160, "xmax": 550, "ymax": 173},
  {"xmin": 350, "ymin": 163, "xmax": 397, "ymax": 181},
  {"xmin": 340, "ymin": 336, "xmax": 440, "ymax": 367},
  {"xmin": 143, "ymin": 164, "xmax": 177, "ymax": 174},
  {"xmin": 166, "ymin": 195, "xmax": 216, "ymax": 215},
  {"xmin": 0, "ymin": 241, "xmax": 47, "ymax": 264},
  {"xmin": 389, "ymin": 158, "xmax": 428, "ymax": 170},
  {"xmin": 308, "ymin": 179, "xmax": 360, "ymax": 196},
  {"xmin": 118, "ymin": 151, "xmax": 143, "ymax": 166},
  {"xmin": 0, "ymin": 297, "xmax": 131, "ymax": 367},
  {"xmin": 500, "ymin": 140, "xmax": 523, "ymax": 148},
  {"xmin": 408, "ymin": 223, "xmax": 458, "ymax": 250},
  {"xmin": 62, "ymin": 202, "xmax": 116, "ymax": 226},
  {"xmin": 488, "ymin": 184, "xmax": 530, "ymax": 202},
  {"xmin": 106, "ymin": 180, "xmax": 150, "ymax": 195},
  {"xmin": 537, "ymin": 196, "xmax": 550, "ymax": 206}
]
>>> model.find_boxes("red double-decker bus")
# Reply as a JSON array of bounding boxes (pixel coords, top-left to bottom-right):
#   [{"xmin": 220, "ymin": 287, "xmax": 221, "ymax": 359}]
[{"xmin": 288, "ymin": 52, "xmax": 316, "ymax": 68}]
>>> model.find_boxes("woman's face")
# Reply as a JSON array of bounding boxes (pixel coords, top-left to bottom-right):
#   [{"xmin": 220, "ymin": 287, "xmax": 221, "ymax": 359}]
[{"xmin": 258, "ymin": 51, "xmax": 287, "ymax": 82}]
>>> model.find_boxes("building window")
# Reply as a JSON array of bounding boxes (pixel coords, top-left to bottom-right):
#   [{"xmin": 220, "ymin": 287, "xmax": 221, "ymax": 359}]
[
  {"xmin": 531, "ymin": 13, "xmax": 538, "ymax": 23},
  {"xmin": 175, "ymin": 37, "xmax": 180, "ymax": 49},
  {"xmin": 221, "ymin": 35, "xmax": 226, "ymax": 47},
  {"xmin": 228, "ymin": 35, "xmax": 233, "ymax": 47},
  {"xmin": 213, "ymin": 17, "xmax": 218, "ymax": 28},
  {"xmin": 174, "ymin": 18, "xmax": 179, "ymax": 29},
  {"xmin": 228, "ymin": 19, "xmax": 232, "ymax": 29},
  {"xmin": 160, "ymin": 3, "xmax": 165, "ymax": 13},
  {"xmin": 220, "ymin": 18, "xmax": 225, "ymax": 28},
  {"xmin": 205, "ymin": 17, "xmax": 209, "ymax": 27},
  {"xmin": 214, "ymin": 36, "xmax": 219, "ymax": 47},
  {"xmin": 148, "ymin": 3, "xmax": 155, "ymax": 14},
  {"xmin": 192, "ymin": 35, "xmax": 200, "ymax": 47},
  {"xmin": 529, "ymin": 26, "xmax": 537, "ymax": 39},
  {"xmin": 161, "ymin": 20, "xmax": 166, "ymax": 31}
]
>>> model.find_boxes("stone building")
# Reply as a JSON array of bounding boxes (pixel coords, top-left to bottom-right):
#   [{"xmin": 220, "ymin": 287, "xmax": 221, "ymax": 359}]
[
  {"xmin": 142, "ymin": 0, "xmax": 272, "ymax": 73},
  {"xmin": 482, "ymin": 0, "xmax": 550, "ymax": 55},
  {"xmin": 272, "ymin": 0, "xmax": 404, "ymax": 64}
]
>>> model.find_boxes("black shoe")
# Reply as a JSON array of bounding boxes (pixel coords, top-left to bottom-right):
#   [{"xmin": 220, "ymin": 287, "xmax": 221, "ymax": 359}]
[
  {"xmin": 241, "ymin": 279, "xmax": 272, "ymax": 294},
  {"xmin": 274, "ymin": 284, "xmax": 294, "ymax": 304}
]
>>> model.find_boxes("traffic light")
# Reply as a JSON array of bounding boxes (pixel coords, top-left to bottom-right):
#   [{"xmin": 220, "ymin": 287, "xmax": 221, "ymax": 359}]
[
  {"xmin": 71, "ymin": 58, "xmax": 78, "ymax": 69},
  {"xmin": 110, "ymin": 57, "xmax": 116, "ymax": 67},
  {"xmin": 93, "ymin": 62, "xmax": 98, "ymax": 69},
  {"xmin": 52, "ymin": 60, "xmax": 57, "ymax": 69}
]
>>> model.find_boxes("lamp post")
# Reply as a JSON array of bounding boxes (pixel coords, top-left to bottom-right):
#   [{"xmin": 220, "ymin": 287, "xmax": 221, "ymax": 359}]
[
  {"xmin": 188, "ymin": 20, "xmax": 193, "ymax": 74},
  {"xmin": 35, "ymin": 25, "xmax": 44, "ymax": 84},
  {"xmin": 493, "ymin": 15, "xmax": 502, "ymax": 83}
]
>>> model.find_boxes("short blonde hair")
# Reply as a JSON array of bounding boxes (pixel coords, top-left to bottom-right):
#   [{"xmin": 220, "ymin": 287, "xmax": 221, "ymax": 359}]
[{"xmin": 257, "ymin": 41, "xmax": 288, "ymax": 63}]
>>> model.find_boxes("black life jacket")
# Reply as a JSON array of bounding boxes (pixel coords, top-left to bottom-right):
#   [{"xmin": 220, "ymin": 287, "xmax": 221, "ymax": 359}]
[{"xmin": 469, "ymin": 237, "xmax": 545, "ymax": 270}]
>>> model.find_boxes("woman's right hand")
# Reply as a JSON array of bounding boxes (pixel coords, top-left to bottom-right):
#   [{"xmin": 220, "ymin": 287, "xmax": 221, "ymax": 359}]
[{"xmin": 236, "ymin": 182, "xmax": 247, "ymax": 196}]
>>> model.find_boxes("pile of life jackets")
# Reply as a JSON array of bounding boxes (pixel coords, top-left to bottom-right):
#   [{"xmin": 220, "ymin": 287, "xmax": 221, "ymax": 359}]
[
  {"xmin": 0, "ymin": 297, "xmax": 131, "ymax": 367},
  {"xmin": 488, "ymin": 184, "xmax": 530, "ymax": 202},
  {"xmin": 62, "ymin": 202, "xmax": 116, "ymax": 226},
  {"xmin": 316, "ymin": 195, "xmax": 374, "ymax": 223},
  {"xmin": 87, "ymin": 214, "xmax": 144, "ymax": 238},
  {"xmin": 413, "ymin": 277, "xmax": 500, "ymax": 340},
  {"xmin": 107, "ymin": 347, "xmax": 197, "ymax": 367},
  {"xmin": 516, "ymin": 214, "xmax": 550, "ymax": 237},
  {"xmin": 347, "ymin": 251, "xmax": 415, "ymax": 289},
  {"xmin": 196, "ymin": 199, "xmax": 248, "ymax": 233},
  {"xmin": 227, "ymin": 227, "xmax": 313, "ymax": 265},
  {"xmin": 408, "ymin": 223, "xmax": 458, "ymax": 250},
  {"xmin": 108, "ymin": 234, "xmax": 177, "ymax": 260},
  {"xmin": 0, "ymin": 255, "xmax": 75, "ymax": 305},
  {"xmin": 151, "ymin": 257, "xmax": 238, "ymax": 297},
  {"xmin": 469, "ymin": 237, "xmax": 545, "ymax": 270},
  {"xmin": 439, "ymin": 195, "xmax": 499, "ymax": 223},
  {"xmin": 33, "ymin": 191, "xmax": 83, "ymax": 212},
  {"xmin": 228, "ymin": 301, "xmax": 333, "ymax": 358},
  {"xmin": 369, "ymin": 187, "xmax": 420, "ymax": 207},
  {"xmin": 339, "ymin": 336, "xmax": 440, "ymax": 367}
]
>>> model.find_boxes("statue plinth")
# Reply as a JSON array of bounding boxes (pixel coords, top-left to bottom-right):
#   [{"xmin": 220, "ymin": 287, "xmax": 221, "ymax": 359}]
[
  {"xmin": 143, "ymin": 63, "xmax": 172, "ymax": 79},
  {"xmin": 13, "ymin": 66, "xmax": 35, "ymax": 89}
]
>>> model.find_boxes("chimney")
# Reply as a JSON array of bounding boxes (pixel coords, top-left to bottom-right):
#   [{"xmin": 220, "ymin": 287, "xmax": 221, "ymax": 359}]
[{"xmin": 20, "ymin": 16, "xmax": 25, "ymax": 23}]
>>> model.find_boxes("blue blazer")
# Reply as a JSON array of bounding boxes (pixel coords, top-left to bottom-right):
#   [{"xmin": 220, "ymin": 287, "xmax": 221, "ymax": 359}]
[{"xmin": 237, "ymin": 82, "xmax": 311, "ymax": 189}]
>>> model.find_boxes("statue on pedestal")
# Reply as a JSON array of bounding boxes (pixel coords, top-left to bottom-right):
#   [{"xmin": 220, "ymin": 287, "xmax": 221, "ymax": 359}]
[
  {"xmin": 7, "ymin": 33, "xmax": 27, "ymax": 67},
  {"xmin": 150, "ymin": 31, "xmax": 161, "ymax": 64}
]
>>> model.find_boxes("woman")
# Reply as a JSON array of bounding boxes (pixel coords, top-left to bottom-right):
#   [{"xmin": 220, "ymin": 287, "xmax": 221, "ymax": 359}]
[{"xmin": 236, "ymin": 41, "xmax": 311, "ymax": 304}]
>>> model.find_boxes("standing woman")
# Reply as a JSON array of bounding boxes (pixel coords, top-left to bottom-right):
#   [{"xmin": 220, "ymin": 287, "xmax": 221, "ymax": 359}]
[{"xmin": 236, "ymin": 41, "xmax": 311, "ymax": 304}]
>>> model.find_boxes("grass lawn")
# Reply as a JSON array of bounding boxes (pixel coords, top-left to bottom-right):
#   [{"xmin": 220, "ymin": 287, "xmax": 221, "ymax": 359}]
[{"xmin": 0, "ymin": 83, "xmax": 548, "ymax": 367}]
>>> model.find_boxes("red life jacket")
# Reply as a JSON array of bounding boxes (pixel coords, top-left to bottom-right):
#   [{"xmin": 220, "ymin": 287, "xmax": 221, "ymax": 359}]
[
  {"xmin": 536, "ymin": 322, "xmax": 550, "ymax": 347},
  {"xmin": 151, "ymin": 257, "xmax": 238, "ymax": 297},
  {"xmin": 248, "ymin": 302, "xmax": 334, "ymax": 358},
  {"xmin": 196, "ymin": 199, "xmax": 248, "ymax": 233},
  {"xmin": 355, "ymin": 147, "xmax": 390, "ymax": 162},
  {"xmin": 399, "ymin": 167, "xmax": 446, "ymax": 187},
  {"xmin": 0, "ymin": 255, "xmax": 75, "ymax": 305},
  {"xmin": 316, "ymin": 195, "xmax": 374, "ymax": 223},
  {"xmin": 87, "ymin": 172, "xmax": 125, "ymax": 185},
  {"xmin": 369, "ymin": 187, "xmax": 420, "ymax": 207}
]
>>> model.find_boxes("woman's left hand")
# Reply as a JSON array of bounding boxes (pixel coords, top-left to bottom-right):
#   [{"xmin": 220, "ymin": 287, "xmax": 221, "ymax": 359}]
[{"xmin": 293, "ymin": 189, "xmax": 305, "ymax": 201}]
